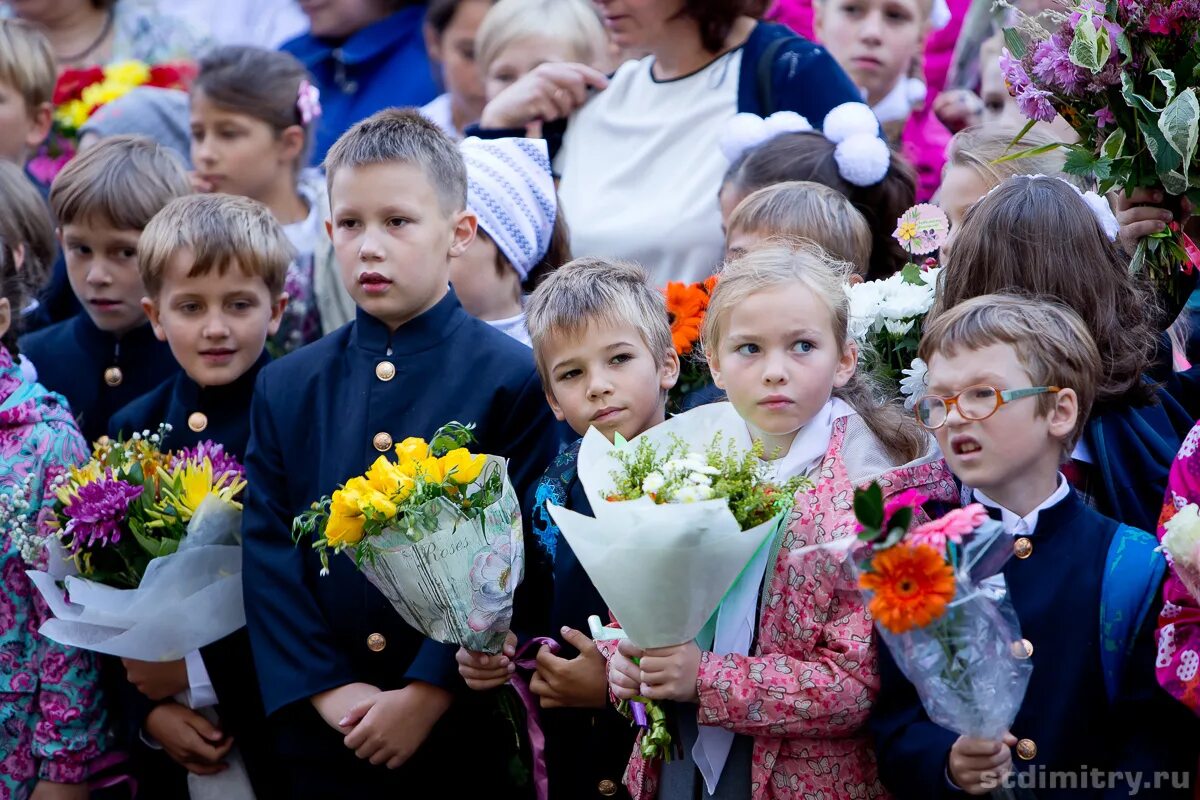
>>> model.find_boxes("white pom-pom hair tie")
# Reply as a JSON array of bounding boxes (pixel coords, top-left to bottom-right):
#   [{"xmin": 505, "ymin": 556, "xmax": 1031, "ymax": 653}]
[
  {"xmin": 719, "ymin": 102, "xmax": 890, "ymax": 188},
  {"xmin": 718, "ymin": 111, "xmax": 812, "ymax": 163}
]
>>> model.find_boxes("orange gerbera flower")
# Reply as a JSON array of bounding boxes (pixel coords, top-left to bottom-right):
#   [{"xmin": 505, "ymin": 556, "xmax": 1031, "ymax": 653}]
[
  {"xmin": 664, "ymin": 281, "xmax": 707, "ymax": 355},
  {"xmin": 859, "ymin": 543, "xmax": 955, "ymax": 634}
]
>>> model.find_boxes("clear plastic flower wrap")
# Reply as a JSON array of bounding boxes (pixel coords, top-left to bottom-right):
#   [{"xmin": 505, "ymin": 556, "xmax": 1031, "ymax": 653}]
[
  {"xmin": 354, "ymin": 460, "xmax": 523, "ymax": 655},
  {"xmin": 850, "ymin": 486, "xmax": 1033, "ymax": 740}
]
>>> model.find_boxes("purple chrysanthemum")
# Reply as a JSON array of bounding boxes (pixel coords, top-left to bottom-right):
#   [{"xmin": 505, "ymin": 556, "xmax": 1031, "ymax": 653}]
[
  {"xmin": 1032, "ymin": 35, "xmax": 1086, "ymax": 93},
  {"xmin": 62, "ymin": 475, "xmax": 143, "ymax": 552},
  {"xmin": 1015, "ymin": 84, "xmax": 1059, "ymax": 123},
  {"xmin": 173, "ymin": 441, "xmax": 245, "ymax": 482}
]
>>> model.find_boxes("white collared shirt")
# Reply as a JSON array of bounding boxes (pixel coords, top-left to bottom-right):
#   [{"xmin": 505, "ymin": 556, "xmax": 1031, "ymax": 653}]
[{"xmin": 972, "ymin": 474, "xmax": 1071, "ymax": 538}]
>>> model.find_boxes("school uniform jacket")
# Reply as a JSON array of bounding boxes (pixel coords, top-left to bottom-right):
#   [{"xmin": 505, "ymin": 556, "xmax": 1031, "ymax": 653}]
[
  {"xmin": 19, "ymin": 315, "xmax": 179, "ymax": 446},
  {"xmin": 108, "ymin": 350, "xmax": 270, "ymax": 460},
  {"xmin": 105, "ymin": 349, "xmax": 279, "ymax": 799},
  {"xmin": 242, "ymin": 290, "xmax": 561, "ymax": 796},
  {"xmin": 869, "ymin": 488, "xmax": 1199, "ymax": 799}
]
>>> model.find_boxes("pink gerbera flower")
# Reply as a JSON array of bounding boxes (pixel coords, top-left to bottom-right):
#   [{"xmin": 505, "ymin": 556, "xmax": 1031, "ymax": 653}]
[{"xmin": 906, "ymin": 503, "xmax": 989, "ymax": 554}]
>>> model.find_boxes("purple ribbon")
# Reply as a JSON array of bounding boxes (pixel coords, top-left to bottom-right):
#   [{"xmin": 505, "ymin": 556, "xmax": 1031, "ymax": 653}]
[{"xmin": 511, "ymin": 636, "xmax": 559, "ymax": 800}]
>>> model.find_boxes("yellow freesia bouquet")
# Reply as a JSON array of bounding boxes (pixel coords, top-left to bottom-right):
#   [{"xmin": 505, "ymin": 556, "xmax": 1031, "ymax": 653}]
[{"xmin": 293, "ymin": 422, "xmax": 524, "ymax": 653}]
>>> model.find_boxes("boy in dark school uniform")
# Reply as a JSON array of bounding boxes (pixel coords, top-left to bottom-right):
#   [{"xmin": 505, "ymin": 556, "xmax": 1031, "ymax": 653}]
[
  {"xmin": 108, "ymin": 193, "xmax": 289, "ymax": 459},
  {"xmin": 108, "ymin": 193, "xmax": 292, "ymax": 799},
  {"xmin": 19, "ymin": 135, "xmax": 188, "ymax": 444},
  {"xmin": 457, "ymin": 258, "xmax": 681, "ymax": 799},
  {"xmin": 870, "ymin": 294, "xmax": 1199, "ymax": 798},
  {"xmin": 241, "ymin": 108, "xmax": 561, "ymax": 798}
]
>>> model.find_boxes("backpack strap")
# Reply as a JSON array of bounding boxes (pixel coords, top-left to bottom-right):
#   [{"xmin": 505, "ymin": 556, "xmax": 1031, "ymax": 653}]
[
  {"xmin": 756, "ymin": 35, "xmax": 789, "ymax": 116},
  {"xmin": 1099, "ymin": 523, "xmax": 1166, "ymax": 703}
]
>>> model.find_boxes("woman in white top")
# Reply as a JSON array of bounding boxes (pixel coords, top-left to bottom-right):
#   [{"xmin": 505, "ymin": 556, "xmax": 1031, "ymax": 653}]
[{"xmin": 478, "ymin": 0, "xmax": 862, "ymax": 285}]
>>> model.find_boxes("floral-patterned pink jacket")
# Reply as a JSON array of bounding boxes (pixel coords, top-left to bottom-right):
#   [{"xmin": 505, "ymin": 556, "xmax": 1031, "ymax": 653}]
[
  {"xmin": 604, "ymin": 417, "xmax": 957, "ymax": 799},
  {"xmin": 1156, "ymin": 422, "xmax": 1200, "ymax": 713},
  {"xmin": 0, "ymin": 346, "xmax": 110, "ymax": 796}
]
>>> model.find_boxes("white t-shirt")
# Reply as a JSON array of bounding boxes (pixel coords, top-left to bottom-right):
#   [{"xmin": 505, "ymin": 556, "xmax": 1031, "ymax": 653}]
[{"xmin": 555, "ymin": 49, "xmax": 742, "ymax": 286}]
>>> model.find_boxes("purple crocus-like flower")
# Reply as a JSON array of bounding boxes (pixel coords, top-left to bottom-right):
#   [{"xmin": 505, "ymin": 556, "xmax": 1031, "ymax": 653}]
[
  {"xmin": 1015, "ymin": 84, "xmax": 1059, "ymax": 123},
  {"xmin": 173, "ymin": 441, "xmax": 245, "ymax": 482},
  {"xmin": 999, "ymin": 47, "xmax": 1031, "ymax": 96},
  {"xmin": 62, "ymin": 475, "xmax": 143, "ymax": 552},
  {"xmin": 1094, "ymin": 106, "xmax": 1116, "ymax": 127}
]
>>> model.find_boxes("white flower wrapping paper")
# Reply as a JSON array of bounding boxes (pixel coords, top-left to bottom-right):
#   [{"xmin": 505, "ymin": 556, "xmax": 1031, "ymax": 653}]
[
  {"xmin": 26, "ymin": 495, "xmax": 245, "ymax": 660},
  {"xmin": 354, "ymin": 455, "xmax": 523, "ymax": 655},
  {"xmin": 26, "ymin": 496, "xmax": 255, "ymax": 800},
  {"xmin": 546, "ymin": 404, "xmax": 787, "ymax": 649}
]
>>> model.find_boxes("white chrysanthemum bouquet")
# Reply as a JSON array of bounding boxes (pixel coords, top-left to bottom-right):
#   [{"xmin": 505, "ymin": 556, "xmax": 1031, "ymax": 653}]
[{"xmin": 1161, "ymin": 503, "xmax": 1200, "ymax": 600}]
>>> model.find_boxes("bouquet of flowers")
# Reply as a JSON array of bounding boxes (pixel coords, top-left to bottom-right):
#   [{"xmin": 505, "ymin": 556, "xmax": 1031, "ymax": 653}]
[
  {"xmin": 292, "ymin": 422, "xmax": 522, "ymax": 654},
  {"xmin": 1002, "ymin": 0, "xmax": 1200, "ymax": 301},
  {"xmin": 851, "ymin": 484, "xmax": 1033, "ymax": 746},
  {"xmin": 848, "ymin": 204, "xmax": 945, "ymax": 406},
  {"xmin": 547, "ymin": 402, "xmax": 809, "ymax": 762},
  {"xmin": 26, "ymin": 431, "xmax": 247, "ymax": 656},
  {"xmin": 23, "ymin": 431, "xmax": 252, "ymax": 800},
  {"xmin": 663, "ymin": 275, "xmax": 718, "ymax": 413},
  {"xmin": 1160, "ymin": 501, "xmax": 1200, "ymax": 598},
  {"xmin": 29, "ymin": 59, "xmax": 196, "ymax": 184}
]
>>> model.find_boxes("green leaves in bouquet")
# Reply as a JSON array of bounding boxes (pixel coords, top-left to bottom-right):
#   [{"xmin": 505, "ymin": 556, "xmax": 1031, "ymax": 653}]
[
  {"xmin": 1068, "ymin": 8, "xmax": 1110, "ymax": 72},
  {"xmin": 429, "ymin": 421, "xmax": 476, "ymax": 458},
  {"xmin": 705, "ymin": 436, "xmax": 810, "ymax": 529},
  {"xmin": 854, "ymin": 482, "xmax": 912, "ymax": 550}
]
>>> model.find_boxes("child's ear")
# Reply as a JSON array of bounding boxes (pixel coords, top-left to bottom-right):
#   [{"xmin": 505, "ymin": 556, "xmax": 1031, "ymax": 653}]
[
  {"xmin": 141, "ymin": 297, "xmax": 167, "ymax": 342},
  {"xmin": 267, "ymin": 292, "xmax": 290, "ymax": 337},
  {"xmin": 279, "ymin": 125, "xmax": 306, "ymax": 165},
  {"xmin": 325, "ymin": 218, "xmax": 333, "ymax": 241},
  {"xmin": 660, "ymin": 347, "xmax": 681, "ymax": 392},
  {"xmin": 707, "ymin": 350, "xmax": 725, "ymax": 390},
  {"xmin": 543, "ymin": 387, "xmax": 567, "ymax": 423},
  {"xmin": 448, "ymin": 211, "xmax": 478, "ymax": 258},
  {"xmin": 423, "ymin": 23, "xmax": 444, "ymax": 62},
  {"xmin": 12, "ymin": 244, "xmax": 26, "ymax": 272},
  {"xmin": 833, "ymin": 339, "xmax": 858, "ymax": 389},
  {"xmin": 0, "ymin": 297, "xmax": 11, "ymax": 341},
  {"xmin": 1046, "ymin": 386, "xmax": 1080, "ymax": 443},
  {"xmin": 26, "ymin": 102, "xmax": 53, "ymax": 150}
]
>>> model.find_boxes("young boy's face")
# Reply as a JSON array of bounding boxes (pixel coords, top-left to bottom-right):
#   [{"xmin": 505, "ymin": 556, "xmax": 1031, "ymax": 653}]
[
  {"xmin": 61, "ymin": 219, "xmax": 150, "ymax": 336},
  {"xmin": 143, "ymin": 250, "xmax": 286, "ymax": 387},
  {"xmin": 299, "ymin": 0, "xmax": 392, "ymax": 38},
  {"xmin": 0, "ymin": 81, "xmax": 51, "ymax": 165},
  {"xmin": 328, "ymin": 160, "xmax": 476, "ymax": 331},
  {"xmin": 541, "ymin": 318, "xmax": 679, "ymax": 442},
  {"xmin": 924, "ymin": 341, "xmax": 1077, "ymax": 496}
]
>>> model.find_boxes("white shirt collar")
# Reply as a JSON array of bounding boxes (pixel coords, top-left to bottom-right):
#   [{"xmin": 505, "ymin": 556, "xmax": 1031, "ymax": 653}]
[{"xmin": 972, "ymin": 474, "xmax": 1071, "ymax": 538}]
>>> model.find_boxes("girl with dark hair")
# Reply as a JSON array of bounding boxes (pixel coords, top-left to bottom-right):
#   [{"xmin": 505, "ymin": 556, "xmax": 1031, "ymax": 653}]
[
  {"xmin": 933, "ymin": 175, "xmax": 1199, "ymax": 532},
  {"xmin": 190, "ymin": 45, "xmax": 354, "ymax": 353},
  {"xmin": 421, "ymin": 0, "xmax": 495, "ymax": 139},
  {"xmin": 476, "ymin": 0, "xmax": 863, "ymax": 285}
]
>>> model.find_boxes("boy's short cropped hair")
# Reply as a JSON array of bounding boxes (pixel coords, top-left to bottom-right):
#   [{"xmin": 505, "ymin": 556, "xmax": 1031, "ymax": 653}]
[
  {"xmin": 323, "ymin": 108, "xmax": 467, "ymax": 214},
  {"xmin": 50, "ymin": 134, "xmax": 191, "ymax": 229},
  {"xmin": 525, "ymin": 257, "xmax": 673, "ymax": 387},
  {"xmin": 918, "ymin": 293, "xmax": 1100, "ymax": 450},
  {"xmin": 139, "ymin": 193, "xmax": 293, "ymax": 297},
  {"xmin": 0, "ymin": 19, "xmax": 56, "ymax": 112},
  {"xmin": 727, "ymin": 181, "xmax": 872, "ymax": 276}
]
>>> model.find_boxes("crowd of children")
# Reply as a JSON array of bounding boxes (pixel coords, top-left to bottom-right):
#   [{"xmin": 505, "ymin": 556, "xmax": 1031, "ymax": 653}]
[{"xmin": 1, "ymin": 1, "xmax": 1200, "ymax": 799}]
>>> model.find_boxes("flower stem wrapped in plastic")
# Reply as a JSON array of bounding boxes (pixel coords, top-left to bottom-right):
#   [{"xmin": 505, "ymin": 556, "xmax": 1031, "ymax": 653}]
[
  {"xmin": 852, "ymin": 483, "xmax": 1033, "ymax": 743},
  {"xmin": 292, "ymin": 422, "xmax": 522, "ymax": 654}
]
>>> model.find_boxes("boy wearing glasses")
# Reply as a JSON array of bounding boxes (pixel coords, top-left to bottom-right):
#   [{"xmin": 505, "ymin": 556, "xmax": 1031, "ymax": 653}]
[{"xmin": 869, "ymin": 294, "xmax": 1197, "ymax": 798}]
